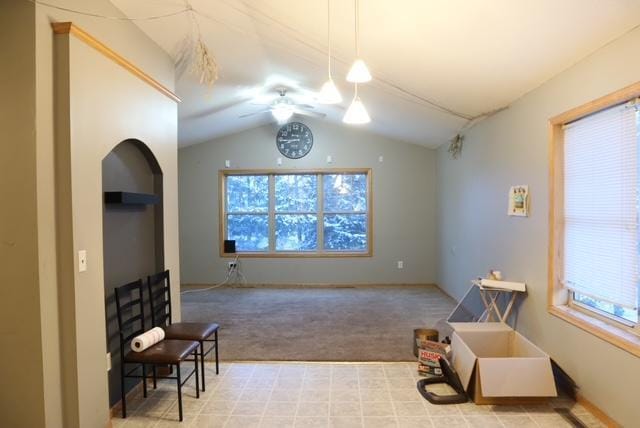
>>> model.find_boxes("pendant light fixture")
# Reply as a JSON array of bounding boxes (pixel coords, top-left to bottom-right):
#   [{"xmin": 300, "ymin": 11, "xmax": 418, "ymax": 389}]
[
  {"xmin": 319, "ymin": 0, "xmax": 342, "ymax": 104},
  {"xmin": 346, "ymin": 0, "xmax": 371, "ymax": 83},
  {"xmin": 343, "ymin": 83, "xmax": 371, "ymax": 124}
]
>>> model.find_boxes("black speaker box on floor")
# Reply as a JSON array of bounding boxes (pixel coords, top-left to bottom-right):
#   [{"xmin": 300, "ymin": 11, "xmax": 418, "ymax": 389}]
[{"xmin": 224, "ymin": 240, "xmax": 236, "ymax": 253}]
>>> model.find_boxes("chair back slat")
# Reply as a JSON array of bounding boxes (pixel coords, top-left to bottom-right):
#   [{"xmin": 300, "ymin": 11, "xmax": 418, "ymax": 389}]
[
  {"xmin": 147, "ymin": 270, "xmax": 172, "ymax": 327},
  {"xmin": 120, "ymin": 313, "xmax": 143, "ymax": 331},
  {"xmin": 118, "ymin": 299, "xmax": 139, "ymax": 314},
  {"xmin": 114, "ymin": 279, "xmax": 146, "ymax": 359},
  {"xmin": 151, "ymin": 286, "xmax": 167, "ymax": 302},
  {"xmin": 153, "ymin": 311, "xmax": 170, "ymax": 326},
  {"xmin": 122, "ymin": 330, "xmax": 145, "ymax": 345}
]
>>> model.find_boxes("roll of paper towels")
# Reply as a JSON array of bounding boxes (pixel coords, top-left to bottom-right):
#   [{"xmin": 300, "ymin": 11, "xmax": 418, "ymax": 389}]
[{"xmin": 131, "ymin": 327, "xmax": 165, "ymax": 352}]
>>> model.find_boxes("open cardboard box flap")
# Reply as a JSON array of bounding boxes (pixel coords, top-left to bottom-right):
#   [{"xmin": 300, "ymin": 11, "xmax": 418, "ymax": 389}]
[{"xmin": 452, "ymin": 324, "xmax": 556, "ymax": 401}]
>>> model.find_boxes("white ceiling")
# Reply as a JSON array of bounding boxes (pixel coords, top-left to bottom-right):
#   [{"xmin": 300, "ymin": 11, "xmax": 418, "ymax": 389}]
[{"xmin": 111, "ymin": 0, "xmax": 640, "ymax": 148}]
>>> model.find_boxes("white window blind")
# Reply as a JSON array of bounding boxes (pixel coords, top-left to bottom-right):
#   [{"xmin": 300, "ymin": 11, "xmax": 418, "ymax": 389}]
[{"xmin": 563, "ymin": 102, "xmax": 639, "ymax": 310}]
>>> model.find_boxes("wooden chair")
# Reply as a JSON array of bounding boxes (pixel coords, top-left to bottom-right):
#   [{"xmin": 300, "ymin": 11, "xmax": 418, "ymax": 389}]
[
  {"xmin": 115, "ymin": 279, "xmax": 200, "ymax": 421},
  {"xmin": 147, "ymin": 270, "xmax": 219, "ymax": 392}
]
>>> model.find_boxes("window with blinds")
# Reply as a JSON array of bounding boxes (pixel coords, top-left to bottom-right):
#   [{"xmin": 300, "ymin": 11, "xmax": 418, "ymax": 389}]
[{"xmin": 563, "ymin": 101, "xmax": 639, "ymax": 323}]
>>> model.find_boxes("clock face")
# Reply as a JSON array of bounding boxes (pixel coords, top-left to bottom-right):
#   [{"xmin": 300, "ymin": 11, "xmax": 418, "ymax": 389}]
[{"xmin": 276, "ymin": 122, "xmax": 313, "ymax": 159}]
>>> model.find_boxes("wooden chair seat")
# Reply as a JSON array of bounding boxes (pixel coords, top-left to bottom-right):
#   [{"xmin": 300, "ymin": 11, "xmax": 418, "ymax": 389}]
[{"xmin": 124, "ymin": 339, "xmax": 199, "ymax": 365}]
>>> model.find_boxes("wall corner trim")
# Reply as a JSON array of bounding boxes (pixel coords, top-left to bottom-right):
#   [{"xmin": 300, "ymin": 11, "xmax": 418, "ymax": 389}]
[{"xmin": 51, "ymin": 22, "xmax": 181, "ymax": 103}]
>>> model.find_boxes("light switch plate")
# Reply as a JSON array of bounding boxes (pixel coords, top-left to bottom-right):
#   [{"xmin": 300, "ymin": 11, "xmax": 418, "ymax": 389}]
[
  {"xmin": 78, "ymin": 250, "xmax": 87, "ymax": 272},
  {"xmin": 224, "ymin": 160, "xmax": 231, "ymax": 168},
  {"xmin": 106, "ymin": 352, "xmax": 111, "ymax": 371}
]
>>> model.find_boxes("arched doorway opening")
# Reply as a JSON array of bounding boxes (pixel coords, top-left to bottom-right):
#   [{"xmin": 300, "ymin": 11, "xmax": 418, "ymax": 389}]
[{"xmin": 101, "ymin": 139, "xmax": 164, "ymax": 406}]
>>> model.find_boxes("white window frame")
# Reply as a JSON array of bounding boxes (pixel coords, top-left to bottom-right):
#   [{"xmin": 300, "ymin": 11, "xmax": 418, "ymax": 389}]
[
  {"xmin": 549, "ymin": 82, "xmax": 640, "ymax": 357},
  {"xmin": 219, "ymin": 169, "xmax": 373, "ymax": 258}
]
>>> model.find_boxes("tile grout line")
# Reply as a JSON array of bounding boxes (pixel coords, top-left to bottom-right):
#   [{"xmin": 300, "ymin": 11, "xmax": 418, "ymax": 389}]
[
  {"xmin": 292, "ymin": 364, "xmax": 307, "ymax": 428},
  {"xmin": 223, "ymin": 362, "xmax": 257, "ymax": 427},
  {"xmin": 257, "ymin": 363, "xmax": 281, "ymax": 427}
]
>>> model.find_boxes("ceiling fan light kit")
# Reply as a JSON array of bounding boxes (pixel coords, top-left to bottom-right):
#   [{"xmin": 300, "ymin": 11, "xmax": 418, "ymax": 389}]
[{"xmin": 272, "ymin": 103, "xmax": 294, "ymax": 123}]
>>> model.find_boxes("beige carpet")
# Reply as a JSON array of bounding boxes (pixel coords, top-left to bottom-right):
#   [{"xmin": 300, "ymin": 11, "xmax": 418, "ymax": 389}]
[{"xmin": 180, "ymin": 285, "xmax": 456, "ymax": 361}]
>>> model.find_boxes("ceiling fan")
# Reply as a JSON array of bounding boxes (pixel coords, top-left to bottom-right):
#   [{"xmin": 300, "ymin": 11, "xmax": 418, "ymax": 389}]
[{"xmin": 239, "ymin": 88, "xmax": 326, "ymax": 123}]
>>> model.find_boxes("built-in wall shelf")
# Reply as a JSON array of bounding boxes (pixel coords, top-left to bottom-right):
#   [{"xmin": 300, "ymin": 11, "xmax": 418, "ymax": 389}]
[{"xmin": 104, "ymin": 191, "xmax": 159, "ymax": 205}]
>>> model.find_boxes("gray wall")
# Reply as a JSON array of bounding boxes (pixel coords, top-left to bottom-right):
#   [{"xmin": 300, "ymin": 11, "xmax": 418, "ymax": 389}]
[
  {"xmin": 436, "ymin": 25, "xmax": 640, "ymax": 427},
  {"xmin": 0, "ymin": 2, "xmax": 46, "ymax": 427},
  {"xmin": 179, "ymin": 118, "xmax": 437, "ymax": 285},
  {"xmin": 28, "ymin": 1, "xmax": 178, "ymax": 425},
  {"xmin": 102, "ymin": 140, "xmax": 163, "ymax": 406}
]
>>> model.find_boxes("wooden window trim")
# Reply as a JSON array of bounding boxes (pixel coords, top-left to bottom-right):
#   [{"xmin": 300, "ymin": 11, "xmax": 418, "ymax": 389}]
[
  {"xmin": 548, "ymin": 81, "xmax": 640, "ymax": 357},
  {"xmin": 219, "ymin": 168, "xmax": 373, "ymax": 258}
]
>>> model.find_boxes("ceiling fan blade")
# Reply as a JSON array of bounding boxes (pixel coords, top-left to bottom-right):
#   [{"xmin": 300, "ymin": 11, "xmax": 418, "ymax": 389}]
[
  {"xmin": 239, "ymin": 109, "xmax": 270, "ymax": 118},
  {"xmin": 293, "ymin": 109, "xmax": 326, "ymax": 119},
  {"xmin": 296, "ymin": 104, "xmax": 315, "ymax": 110}
]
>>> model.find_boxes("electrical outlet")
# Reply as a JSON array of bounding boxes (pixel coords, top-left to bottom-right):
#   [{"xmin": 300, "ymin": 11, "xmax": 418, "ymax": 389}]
[
  {"xmin": 397, "ymin": 261, "xmax": 404, "ymax": 269},
  {"xmin": 228, "ymin": 261, "xmax": 237, "ymax": 270},
  {"xmin": 78, "ymin": 250, "xmax": 87, "ymax": 272},
  {"xmin": 106, "ymin": 353, "xmax": 112, "ymax": 371}
]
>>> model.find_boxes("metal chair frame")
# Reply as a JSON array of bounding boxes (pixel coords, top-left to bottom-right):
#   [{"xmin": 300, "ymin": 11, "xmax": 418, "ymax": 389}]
[
  {"xmin": 147, "ymin": 270, "xmax": 219, "ymax": 392},
  {"xmin": 115, "ymin": 279, "xmax": 199, "ymax": 421}
]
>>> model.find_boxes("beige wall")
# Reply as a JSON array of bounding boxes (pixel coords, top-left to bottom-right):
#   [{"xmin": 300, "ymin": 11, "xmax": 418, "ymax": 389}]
[
  {"xmin": 0, "ymin": 2, "xmax": 46, "ymax": 428},
  {"xmin": 179, "ymin": 118, "xmax": 438, "ymax": 285},
  {"xmin": 436, "ymin": 25, "xmax": 640, "ymax": 426},
  {"xmin": 53, "ymin": 34, "xmax": 179, "ymax": 427},
  {"xmin": 0, "ymin": 1, "xmax": 178, "ymax": 427}
]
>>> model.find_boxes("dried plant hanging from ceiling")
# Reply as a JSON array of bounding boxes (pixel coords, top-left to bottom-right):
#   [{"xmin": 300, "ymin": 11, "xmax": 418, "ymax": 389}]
[
  {"xmin": 29, "ymin": 0, "xmax": 219, "ymax": 88},
  {"xmin": 448, "ymin": 134, "xmax": 464, "ymax": 159},
  {"xmin": 174, "ymin": 2, "xmax": 219, "ymax": 88}
]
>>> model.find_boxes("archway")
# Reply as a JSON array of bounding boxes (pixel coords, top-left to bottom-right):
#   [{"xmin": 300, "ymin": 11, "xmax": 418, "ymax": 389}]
[{"xmin": 101, "ymin": 139, "xmax": 164, "ymax": 406}]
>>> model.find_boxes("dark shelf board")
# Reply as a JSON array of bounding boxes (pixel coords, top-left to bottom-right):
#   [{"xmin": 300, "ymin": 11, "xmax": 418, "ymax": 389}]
[{"xmin": 104, "ymin": 191, "xmax": 160, "ymax": 205}]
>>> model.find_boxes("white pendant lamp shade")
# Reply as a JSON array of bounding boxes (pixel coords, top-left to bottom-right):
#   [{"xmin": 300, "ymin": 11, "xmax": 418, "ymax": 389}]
[
  {"xmin": 346, "ymin": 58, "xmax": 371, "ymax": 83},
  {"xmin": 319, "ymin": 78, "xmax": 342, "ymax": 104},
  {"xmin": 343, "ymin": 96, "xmax": 370, "ymax": 124}
]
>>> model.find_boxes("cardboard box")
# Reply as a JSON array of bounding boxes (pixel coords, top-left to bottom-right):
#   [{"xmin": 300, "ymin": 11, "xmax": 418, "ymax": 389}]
[{"xmin": 451, "ymin": 323, "xmax": 557, "ymax": 405}]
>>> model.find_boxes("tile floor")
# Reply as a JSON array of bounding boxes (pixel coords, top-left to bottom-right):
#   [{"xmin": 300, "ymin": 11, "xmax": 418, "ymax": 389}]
[{"xmin": 111, "ymin": 362, "xmax": 604, "ymax": 428}]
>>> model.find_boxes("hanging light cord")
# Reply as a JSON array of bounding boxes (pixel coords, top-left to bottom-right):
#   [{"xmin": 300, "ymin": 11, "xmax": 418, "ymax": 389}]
[
  {"xmin": 26, "ymin": 0, "xmax": 189, "ymax": 21},
  {"xmin": 354, "ymin": 0, "xmax": 360, "ymax": 58},
  {"xmin": 327, "ymin": 0, "xmax": 332, "ymax": 77},
  {"xmin": 30, "ymin": 0, "xmax": 477, "ymax": 121}
]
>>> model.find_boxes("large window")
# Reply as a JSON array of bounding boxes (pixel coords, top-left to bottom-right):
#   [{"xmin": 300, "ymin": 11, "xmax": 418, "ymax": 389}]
[
  {"xmin": 549, "ymin": 86, "xmax": 640, "ymax": 356},
  {"xmin": 220, "ymin": 169, "xmax": 371, "ymax": 256}
]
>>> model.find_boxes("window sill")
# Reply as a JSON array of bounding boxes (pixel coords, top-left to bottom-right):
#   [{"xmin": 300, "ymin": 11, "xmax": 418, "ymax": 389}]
[
  {"xmin": 221, "ymin": 251, "xmax": 372, "ymax": 258},
  {"xmin": 548, "ymin": 305, "xmax": 640, "ymax": 357}
]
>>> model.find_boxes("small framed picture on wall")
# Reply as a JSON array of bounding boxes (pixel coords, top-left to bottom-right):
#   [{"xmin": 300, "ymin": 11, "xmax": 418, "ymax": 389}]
[{"xmin": 508, "ymin": 185, "xmax": 529, "ymax": 216}]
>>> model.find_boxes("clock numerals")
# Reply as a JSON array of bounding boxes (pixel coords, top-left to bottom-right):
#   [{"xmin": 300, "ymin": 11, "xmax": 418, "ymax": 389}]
[{"xmin": 276, "ymin": 122, "xmax": 313, "ymax": 159}]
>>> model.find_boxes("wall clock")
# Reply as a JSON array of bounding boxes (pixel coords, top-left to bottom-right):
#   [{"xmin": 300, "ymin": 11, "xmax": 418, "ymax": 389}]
[{"xmin": 276, "ymin": 122, "xmax": 313, "ymax": 159}]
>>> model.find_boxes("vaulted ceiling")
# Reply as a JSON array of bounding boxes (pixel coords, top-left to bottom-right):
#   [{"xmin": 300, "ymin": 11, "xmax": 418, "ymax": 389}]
[{"xmin": 111, "ymin": 0, "xmax": 640, "ymax": 148}]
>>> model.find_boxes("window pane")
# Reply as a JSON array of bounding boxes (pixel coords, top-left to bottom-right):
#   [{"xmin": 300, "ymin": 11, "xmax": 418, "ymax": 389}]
[
  {"xmin": 574, "ymin": 292, "xmax": 638, "ymax": 323},
  {"xmin": 324, "ymin": 174, "xmax": 367, "ymax": 212},
  {"xmin": 226, "ymin": 175, "xmax": 268, "ymax": 213},
  {"xmin": 275, "ymin": 175, "xmax": 317, "ymax": 212},
  {"xmin": 227, "ymin": 214, "xmax": 268, "ymax": 251},
  {"xmin": 275, "ymin": 214, "xmax": 317, "ymax": 251},
  {"xmin": 323, "ymin": 214, "xmax": 367, "ymax": 251}
]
